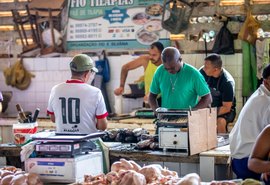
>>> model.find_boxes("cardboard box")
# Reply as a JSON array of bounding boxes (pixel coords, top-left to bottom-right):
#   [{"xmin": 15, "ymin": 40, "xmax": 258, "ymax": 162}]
[
  {"xmin": 25, "ymin": 152, "xmax": 103, "ymax": 183},
  {"xmin": 13, "ymin": 122, "xmax": 38, "ymax": 145},
  {"xmin": 188, "ymin": 108, "xmax": 217, "ymax": 155}
]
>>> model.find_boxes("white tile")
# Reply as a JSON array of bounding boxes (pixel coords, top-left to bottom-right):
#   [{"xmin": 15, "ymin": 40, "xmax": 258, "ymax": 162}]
[
  {"xmin": 23, "ymin": 58, "xmax": 35, "ymax": 71},
  {"xmin": 25, "ymin": 103, "xmax": 37, "ymax": 113},
  {"xmin": 34, "ymin": 58, "xmax": 47, "ymax": 71},
  {"xmin": 24, "ymin": 92, "xmax": 35, "ymax": 103},
  {"xmin": 0, "ymin": 80, "xmax": 6, "ymax": 88},
  {"xmin": 0, "ymin": 72, "xmax": 4, "ymax": 81},
  {"xmin": 35, "ymin": 92, "xmax": 43, "ymax": 103},
  {"xmin": 61, "ymin": 57, "xmax": 72, "ymax": 63},
  {"xmin": 26, "ymin": 82, "xmax": 36, "ymax": 92},
  {"xmin": 52, "ymin": 72, "xmax": 62, "ymax": 82},
  {"xmin": 45, "ymin": 82, "xmax": 57, "ymax": 91},
  {"xmin": 0, "ymin": 60, "xmax": 10, "ymax": 71},
  {"xmin": 59, "ymin": 59, "xmax": 70, "ymax": 70},
  {"xmin": 61, "ymin": 71, "xmax": 71, "ymax": 81},
  {"xmin": 35, "ymin": 82, "xmax": 46, "ymax": 92},
  {"xmin": 225, "ymin": 66, "xmax": 237, "ymax": 78},
  {"xmin": 34, "ymin": 72, "xmax": 45, "ymax": 82},
  {"xmin": 44, "ymin": 92, "xmax": 50, "ymax": 102},
  {"xmin": 44, "ymin": 71, "xmax": 54, "ymax": 82},
  {"xmin": 47, "ymin": 58, "xmax": 60, "ymax": 71}
]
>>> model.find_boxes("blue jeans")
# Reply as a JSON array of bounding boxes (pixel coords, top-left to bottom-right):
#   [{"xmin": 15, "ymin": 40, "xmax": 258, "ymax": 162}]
[{"xmin": 232, "ymin": 157, "xmax": 261, "ymax": 180}]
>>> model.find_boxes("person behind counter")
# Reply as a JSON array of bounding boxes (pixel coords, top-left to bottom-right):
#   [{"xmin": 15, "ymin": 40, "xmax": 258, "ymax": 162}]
[
  {"xmin": 47, "ymin": 54, "xmax": 108, "ymax": 134},
  {"xmin": 148, "ymin": 47, "xmax": 212, "ymax": 111},
  {"xmin": 200, "ymin": 54, "xmax": 236, "ymax": 133},
  {"xmin": 229, "ymin": 63, "xmax": 270, "ymax": 180},
  {"xmin": 114, "ymin": 42, "xmax": 164, "ymax": 105},
  {"xmin": 248, "ymin": 125, "xmax": 270, "ymax": 184}
]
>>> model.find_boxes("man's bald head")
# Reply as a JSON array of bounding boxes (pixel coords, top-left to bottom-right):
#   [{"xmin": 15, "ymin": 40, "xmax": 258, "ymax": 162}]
[
  {"xmin": 161, "ymin": 47, "xmax": 181, "ymax": 64},
  {"xmin": 161, "ymin": 47, "xmax": 182, "ymax": 74}
]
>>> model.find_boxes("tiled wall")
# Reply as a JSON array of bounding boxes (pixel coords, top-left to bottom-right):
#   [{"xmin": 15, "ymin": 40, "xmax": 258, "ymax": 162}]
[{"xmin": 0, "ymin": 53, "xmax": 243, "ymax": 117}]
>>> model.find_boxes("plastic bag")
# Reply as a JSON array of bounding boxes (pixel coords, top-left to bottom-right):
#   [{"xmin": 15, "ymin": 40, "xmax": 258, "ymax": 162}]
[
  {"xmin": 212, "ymin": 22, "xmax": 235, "ymax": 55},
  {"xmin": 238, "ymin": 11, "xmax": 260, "ymax": 45},
  {"xmin": 95, "ymin": 50, "xmax": 110, "ymax": 83}
]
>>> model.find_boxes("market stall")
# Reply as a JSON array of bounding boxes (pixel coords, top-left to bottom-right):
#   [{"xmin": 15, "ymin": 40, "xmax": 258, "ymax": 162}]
[
  {"xmin": 0, "ymin": 142, "xmax": 230, "ymax": 182},
  {"xmin": 0, "ymin": 0, "xmax": 269, "ymax": 184},
  {"xmin": 0, "ymin": 117, "xmax": 156, "ymax": 144}
]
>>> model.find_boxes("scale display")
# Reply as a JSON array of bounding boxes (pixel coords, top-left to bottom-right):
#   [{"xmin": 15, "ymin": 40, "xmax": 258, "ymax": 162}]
[{"xmin": 32, "ymin": 132, "xmax": 104, "ymax": 157}]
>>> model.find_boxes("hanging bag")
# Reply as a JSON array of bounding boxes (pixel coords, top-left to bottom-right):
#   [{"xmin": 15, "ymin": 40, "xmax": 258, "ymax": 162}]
[
  {"xmin": 238, "ymin": 10, "xmax": 260, "ymax": 45},
  {"xmin": 95, "ymin": 50, "xmax": 110, "ymax": 83},
  {"xmin": 212, "ymin": 21, "xmax": 235, "ymax": 55}
]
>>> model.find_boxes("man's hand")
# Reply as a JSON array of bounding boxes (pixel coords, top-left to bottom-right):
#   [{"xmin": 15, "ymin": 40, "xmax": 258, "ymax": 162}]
[
  {"xmin": 262, "ymin": 172, "xmax": 270, "ymax": 182},
  {"xmin": 143, "ymin": 94, "xmax": 149, "ymax": 103},
  {"xmin": 148, "ymin": 92, "xmax": 159, "ymax": 112},
  {"xmin": 114, "ymin": 87, "xmax": 124, "ymax": 95}
]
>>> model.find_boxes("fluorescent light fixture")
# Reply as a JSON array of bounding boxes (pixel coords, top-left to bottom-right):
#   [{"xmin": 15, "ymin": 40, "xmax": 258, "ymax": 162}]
[
  {"xmin": 0, "ymin": 0, "xmax": 14, "ymax": 2},
  {"xmin": 0, "ymin": 25, "xmax": 14, "ymax": 31},
  {"xmin": 0, "ymin": 10, "xmax": 26, "ymax": 17},
  {"xmin": 251, "ymin": 0, "xmax": 270, "ymax": 4},
  {"xmin": 16, "ymin": 38, "xmax": 33, "ymax": 45},
  {"xmin": 170, "ymin": 34, "xmax": 185, "ymax": 40},
  {"xmin": 220, "ymin": 0, "xmax": 244, "ymax": 6},
  {"xmin": 0, "ymin": 0, "xmax": 28, "ymax": 2},
  {"xmin": 0, "ymin": 24, "xmax": 33, "ymax": 31}
]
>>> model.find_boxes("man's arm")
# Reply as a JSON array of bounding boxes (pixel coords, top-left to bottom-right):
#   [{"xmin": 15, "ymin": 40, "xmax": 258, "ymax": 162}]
[
  {"xmin": 248, "ymin": 126, "xmax": 270, "ymax": 174},
  {"xmin": 114, "ymin": 55, "xmax": 149, "ymax": 95},
  {"xmin": 97, "ymin": 118, "xmax": 107, "ymax": 131},
  {"xmin": 194, "ymin": 93, "xmax": 212, "ymax": 109},
  {"xmin": 50, "ymin": 114, "xmax": 55, "ymax": 123},
  {"xmin": 148, "ymin": 92, "xmax": 159, "ymax": 113},
  {"xmin": 218, "ymin": 101, "xmax": 233, "ymax": 115},
  {"xmin": 218, "ymin": 80, "xmax": 234, "ymax": 115}
]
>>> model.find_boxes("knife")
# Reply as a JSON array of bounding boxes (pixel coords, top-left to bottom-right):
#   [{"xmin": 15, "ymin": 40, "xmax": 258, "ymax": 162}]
[{"xmin": 32, "ymin": 108, "xmax": 40, "ymax": 122}]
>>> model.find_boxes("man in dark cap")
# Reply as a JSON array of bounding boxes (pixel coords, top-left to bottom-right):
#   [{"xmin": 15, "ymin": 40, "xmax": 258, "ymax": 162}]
[
  {"xmin": 148, "ymin": 47, "xmax": 212, "ymax": 111},
  {"xmin": 47, "ymin": 54, "xmax": 108, "ymax": 134},
  {"xmin": 230, "ymin": 64, "xmax": 270, "ymax": 180}
]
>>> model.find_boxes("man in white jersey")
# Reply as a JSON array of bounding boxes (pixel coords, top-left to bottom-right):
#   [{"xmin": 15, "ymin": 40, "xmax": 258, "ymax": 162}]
[
  {"xmin": 47, "ymin": 54, "xmax": 108, "ymax": 134},
  {"xmin": 229, "ymin": 64, "xmax": 270, "ymax": 180}
]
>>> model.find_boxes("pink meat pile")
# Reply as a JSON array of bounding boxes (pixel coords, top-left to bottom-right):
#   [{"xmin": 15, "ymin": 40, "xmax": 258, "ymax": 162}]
[
  {"xmin": 0, "ymin": 166, "xmax": 43, "ymax": 185},
  {"xmin": 83, "ymin": 158, "xmax": 201, "ymax": 185}
]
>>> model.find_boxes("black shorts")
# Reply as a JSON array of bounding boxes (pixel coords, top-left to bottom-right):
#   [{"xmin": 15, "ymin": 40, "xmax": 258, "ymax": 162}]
[{"xmin": 218, "ymin": 110, "xmax": 236, "ymax": 124}]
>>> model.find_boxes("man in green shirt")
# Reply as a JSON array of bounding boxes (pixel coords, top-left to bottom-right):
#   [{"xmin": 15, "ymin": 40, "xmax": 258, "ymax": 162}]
[{"xmin": 149, "ymin": 47, "xmax": 212, "ymax": 111}]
